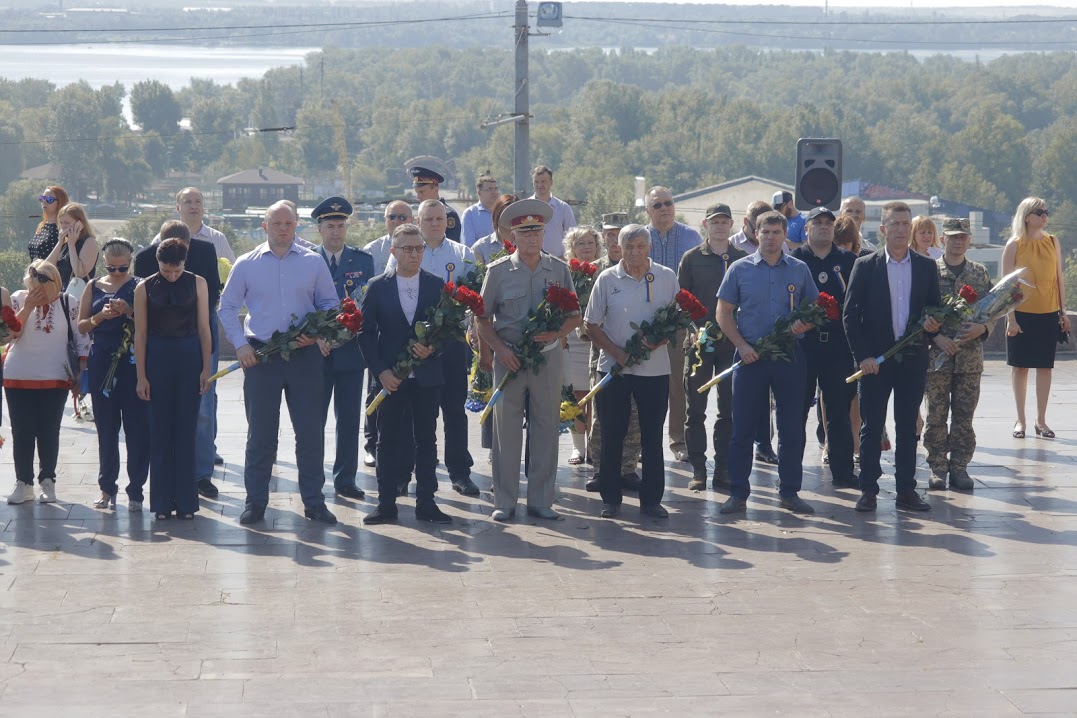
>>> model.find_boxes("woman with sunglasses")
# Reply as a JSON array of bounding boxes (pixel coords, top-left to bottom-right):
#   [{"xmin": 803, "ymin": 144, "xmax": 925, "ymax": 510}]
[
  {"xmin": 77, "ymin": 239, "xmax": 149, "ymax": 511},
  {"xmin": 27, "ymin": 186, "xmax": 69, "ymax": 266},
  {"xmin": 1003, "ymin": 197, "xmax": 1069, "ymax": 439},
  {"xmin": 4, "ymin": 260, "xmax": 90, "ymax": 505},
  {"xmin": 134, "ymin": 238, "xmax": 212, "ymax": 521},
  {"xmin": 46, "ymin": 202, "xmax": 99, "ymax": 290}
]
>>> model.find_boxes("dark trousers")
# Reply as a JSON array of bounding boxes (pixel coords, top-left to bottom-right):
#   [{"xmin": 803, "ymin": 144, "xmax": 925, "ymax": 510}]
[
  {"xmin": 801, "ymin": 334, "xmax": 857, "ymax": 483},
  {"xmin": 375, "ymin": 379, "xmax": 441, "ymax": 509},
  {"xmin": 728, "ymin": 348, "xmax": 807, "ymax": 499},
  {"xmin": 684, "ymin": 342, "xmax": 735, "ymax": 475},
  {"xmin": 596, "ymin": 373, "xmax": 669, "ymax": 507},
  {"xmin": 242, "ymin": 343, "xmax": 326, "ymax": 510},
  {"xmin": 858, "ymin": 354, "xmax": 927, "ymax": 496},
  {"xmin": 363, "ymin": 368, "xmax": 379, "ymax": 454},
  {"xmin": 5, "ymin": 387, "xmax": 68, "ymax": 485},
  {"xmin": 440, "ymin": 340, "xmax": 473, "ymax": 478},
  {"xmin": 90, "ymin": 358, "xmax": 149, "ymax": 501},
  {"xmin": 146, "ymin": 335, "xmax": 201, "ymax": 514},
  {"xmin": 322, "ymin": 367, "xmax": 364, "ymax": 490}
]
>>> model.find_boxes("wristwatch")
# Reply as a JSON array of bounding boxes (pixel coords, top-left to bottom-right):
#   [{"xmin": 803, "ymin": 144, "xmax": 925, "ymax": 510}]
[{"xmin": 90, "ymin": 314, "xmax": 99, "ymax": 327}]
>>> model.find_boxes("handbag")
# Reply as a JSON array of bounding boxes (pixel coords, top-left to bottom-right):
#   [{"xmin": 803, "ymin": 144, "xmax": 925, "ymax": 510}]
[{"xmin": 58, "ymin": 293, "xmax": 81, "ymax": 387}]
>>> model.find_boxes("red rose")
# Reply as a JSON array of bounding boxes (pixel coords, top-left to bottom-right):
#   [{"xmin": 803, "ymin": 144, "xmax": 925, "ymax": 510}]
[
  {"xmin": 1, "ymin": 305, "xmax": 19, "ymax": 332},
  {"xmin": 341, "ymin": 298, "xmax": 358, "ymax": 314},
  {"xmin": 816, "ymin": 292, "xmax": 840, "ymax": 321},
  {"xmin": 443, "ymin": 281, "xmax": 455, "ymax": 296},
  {"xmin": 546, "ymin": 285, "xmax": 580, "ymax": 312},
  {"xmin": 675, "ymin": 290, "xmax": 708, "ymax": 321},
  {"xmin": 958, "ymin": 285, "xmax": 979, "ymax": 304},
  {"xmin": 582, "ymin": 262, "xmax": 597, "ymax": 277},
  {"xmin": 503, "ymin": 241, "xmax": 516, "ymax": 255},
  {"xmin": 453, "ymin": 286, "xmax": 486, "ymax": 317}
]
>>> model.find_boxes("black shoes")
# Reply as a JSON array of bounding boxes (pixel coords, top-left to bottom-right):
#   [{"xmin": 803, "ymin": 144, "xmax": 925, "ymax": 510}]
[
  {"xmin": 416, "ymin": 503, "xmax": 453, "ymax": 524},
  {"xmin": 599, "ymin": 503, "xmax": 620, "ymax": 518},
  {"xmin": 896, "ymin": 492, "xmax": 931, "ymax": 512},
  {"xmin": 779, "ymin": 494, "xmax": 815, "ymax": 514},
  {"xmin": 855, "ymin": 492, "xmax": 877, "ymax": 512},
  {"xmin": 451, "ymin": 476, "xmax": 481, "ymax": 496},
  {"xmin": 398, "ymin": 480, "xmax": 410, "ymax": 496},
  {"xmin": 335, "ymin": 484, "xmax": 366, "ymax": 500},
  {"xmin": 197, "ymin": 478, "xmax": 219, "ymax": 499},
  {"xmin": 585, "ymin": 477, "xmax": 600, "ymax": 492},
  {"xmin": 620, "ymin": 473, "xmax": 642, "ymax": 492},
  {"xmin": 832, "ymin": 475, "xmax": 860, "ymax": 490},
  {"xmin": 363, "ymin": 505, "xmax": 398, "ymax": 525},
  {"xmin": 213, "ymin": 454, "xmax": 225, "ymax": 466},
  {"xmin": 719, "ymin": 496, "xmax": 747, "ymax": 514},
  {"xmin": 239, "ymin": 506, "xmax": 265, "ymax": 524},
  {"xmin": 754, "ymin": 446, "xmax": 779, "ymax": 465},
  {"xmin": 304, "ymin": 504, "xmax": 338, "ymax": 524},
  {"xmin": 640, "ymin": 503, "xmax": 669, "ymax": 519}
]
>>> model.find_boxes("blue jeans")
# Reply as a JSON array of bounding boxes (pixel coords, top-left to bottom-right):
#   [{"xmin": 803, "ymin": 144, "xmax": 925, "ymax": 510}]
[{"xmin": 195, "ymin": 310, "xmax": 219, "ymax": 480}]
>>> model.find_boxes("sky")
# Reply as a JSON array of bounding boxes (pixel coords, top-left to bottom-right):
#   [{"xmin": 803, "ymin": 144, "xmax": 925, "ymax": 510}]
[{"xmin": 580, "ymin": 1, "xmax": 1077, "ymax": 7}]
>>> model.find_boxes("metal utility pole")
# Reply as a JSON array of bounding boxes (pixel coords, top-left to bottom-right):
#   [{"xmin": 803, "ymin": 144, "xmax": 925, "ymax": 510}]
[{"xmin": 513, "ymin": 0, "xmax": 530, "ymax": 196}]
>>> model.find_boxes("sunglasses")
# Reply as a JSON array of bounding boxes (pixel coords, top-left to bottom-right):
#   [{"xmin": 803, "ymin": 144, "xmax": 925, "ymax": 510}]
[
  {"xmin": 39, "ymin": 195, "xmax": 57, "ymax": 204},
  {"xmin": 1030, "ymin": 208, "xmax": 1049, "ymax": 217},
  {"xmin": 105, "ymin": 265, "xmax": 129, "ymax": 273},
  {"xmin": 28, "ymin": 267, "xmax": 52, "ymax": 284},
  {"xmin": 651, "ymin": 200, "xmax": 674, "ymax": 210},
  {"xmin": 386, "ymin": 214, "xmax": 410, "ymax": 222}
]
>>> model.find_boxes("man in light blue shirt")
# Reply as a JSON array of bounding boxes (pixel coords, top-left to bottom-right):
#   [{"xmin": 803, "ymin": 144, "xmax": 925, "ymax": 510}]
[
  {"xmin": 460, "ymin": 174, "xmax": 498, "ymax": 247},
  {"xmin": 219, "ymin": 201, "xmax": 341, "ymax": 526},
  {"xmin": 385, "ymin": 200, "xmax": 479, "ymax": 496},
  {"xmin": 529, "ymin": 165, "xmax": 576, "ymax": 257},
  {"xmin": 643, "ymin": 185, "xmax": 702, "ymax": 462},
  {"xmin": 716, "ymin": 210, "xmax": 820, "ymax": 516},
  {"xmin": 773, "ymin": 190, "xmax": 806, "ymax": 248}
]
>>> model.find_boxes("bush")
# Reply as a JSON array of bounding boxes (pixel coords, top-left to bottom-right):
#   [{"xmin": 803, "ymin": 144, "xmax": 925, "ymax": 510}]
[{"xmin": 0, "ymin": 249, "xmax": 30, "ymax": 295}]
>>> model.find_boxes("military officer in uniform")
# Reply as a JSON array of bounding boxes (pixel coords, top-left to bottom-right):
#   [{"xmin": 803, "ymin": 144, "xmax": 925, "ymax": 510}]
[
  {"xmin": 586, "ymin": 212, "xmax": 641, "ymax": 493},
  {"xmin": 312, "ymin": 197, "xmax": 375, "ymax": 499},
  {"xmin": 478, "ymin": 199, "xmax": 581, "ymax": 521},
  {"xmin": 924, "ymin": 218, "xmax": 993, "ymax": 491},
  {"xmin": 410, "ymin": 166, "xmax": 462, "ymax": 243},
  {"xmin": 791, "ymin": 207, "xmax": 859, "ymax": 489}
]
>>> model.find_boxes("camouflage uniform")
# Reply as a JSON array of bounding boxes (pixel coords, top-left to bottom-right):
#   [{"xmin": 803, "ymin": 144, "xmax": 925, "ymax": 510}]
[
  {"xmin": 586, "ymin": 254, "xmax": 641, "ymax": 476},
  {"xmin": 924, "ymin": 257, "xmax": 993, "ymax": 477}
]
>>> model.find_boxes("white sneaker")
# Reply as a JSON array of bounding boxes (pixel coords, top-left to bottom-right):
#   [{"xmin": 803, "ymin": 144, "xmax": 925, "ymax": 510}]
[
  {"xmin": 6, "ymin": 482, "xmax": 35, "ymax": 504},
  {"xmin": 38, "ymin": 479, "xmax": 57, "ymax": 504}
]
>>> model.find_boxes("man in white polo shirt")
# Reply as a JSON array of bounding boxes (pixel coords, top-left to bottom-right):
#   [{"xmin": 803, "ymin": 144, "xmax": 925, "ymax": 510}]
[{"xmin": 584, "ymin": 224, "xmax": 679, "ymax": 520}]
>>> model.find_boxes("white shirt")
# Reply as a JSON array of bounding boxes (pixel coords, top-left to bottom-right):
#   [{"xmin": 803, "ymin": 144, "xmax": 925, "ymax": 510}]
[
  {"xmin": 366, "ymin": 234, "xmax": 393, "ymax": 275},
  {"xmin": 152, "ymin": 222, "xmax": 234, "ymax": 263},
  {"xmin": 584, "ymin": 259, "xmax": 679, "ymax": 377},
  {"xmin": 327, "ymin": 249, "xmax": 344, "ymax": 269},
  {"xmin": 386, "ymin": 236, "xmax": 475, "ymax": 283},
  {"xmin": 397, "ymin": 272, "xmax": 420, "ymax": 324},
  {"xmin": 529, "ymin": 194, "xmax": 576, "ymax": 258}
]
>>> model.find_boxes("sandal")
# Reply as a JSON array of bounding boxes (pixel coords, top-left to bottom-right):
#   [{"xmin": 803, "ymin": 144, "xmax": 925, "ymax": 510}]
[
  {"xmin": 1034, "ymin": 424, "xmax": 1055, "ymax": 439},
  {"xmin": 1013, "ymin": 422, "xmax": 1025, "ymax": 439},
  {"xmin": 568, "ymin": 449, "xmax": 584, "ymax": 466}
]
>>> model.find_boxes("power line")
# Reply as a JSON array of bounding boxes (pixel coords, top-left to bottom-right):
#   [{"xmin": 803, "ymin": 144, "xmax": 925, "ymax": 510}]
[{"xmin": 562, "ymin": 13, "xmax": 1077, "ymax": 27}]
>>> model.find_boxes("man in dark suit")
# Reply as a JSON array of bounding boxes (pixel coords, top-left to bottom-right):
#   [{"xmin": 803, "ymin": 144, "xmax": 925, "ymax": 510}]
[
  {"xmin": 312, "ymin": 197, "xmax": 375, "ymax": 500},
  {"xmin": 844, "ymin": 201, "xmax": 942, "ymax": 513},
  {"xmin": 357, "ymin": 223, "xmax": 452, "ymax": 525},
  {"xmin": 135, "ymin": 220, "xmax": 222, "ymax": 499}
]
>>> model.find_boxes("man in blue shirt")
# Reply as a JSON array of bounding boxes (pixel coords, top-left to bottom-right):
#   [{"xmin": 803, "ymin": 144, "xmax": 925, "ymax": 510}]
[
  {"xmin": 645, "ymin": 186, "xmax": 702, "ymax": 462},
  {"xmin": 773, "ymin": 190, "xmax": 806, "ymax": 249},
  {"xmin": 460, "ymin": 174, "xmax": 498, "ymax": 247},
  {"xmin": 219, "ymin": 201, "xmax": 341, "ymax": 525},
  {"xmin": 716, "ymin": 211, "xmax": 820, "ymax": 515}
]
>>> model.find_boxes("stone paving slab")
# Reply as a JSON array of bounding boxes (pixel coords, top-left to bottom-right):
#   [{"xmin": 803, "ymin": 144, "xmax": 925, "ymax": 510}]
[{"xmin": 1, "ymin": 360, "xmax": 1075, "ymax": 716}]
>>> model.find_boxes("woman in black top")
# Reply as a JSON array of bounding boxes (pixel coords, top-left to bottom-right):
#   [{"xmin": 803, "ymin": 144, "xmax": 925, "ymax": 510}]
[
  {"xmin": 48, "ymin": 202, "xmax": 98, "ymax": 290},
  {"xmin": 27, "ymin": 185, "xmax": 68, "ymax": 265},
  {"xmin": 134, "ymin": 238, "xmax": 212, "ymax": 520}
]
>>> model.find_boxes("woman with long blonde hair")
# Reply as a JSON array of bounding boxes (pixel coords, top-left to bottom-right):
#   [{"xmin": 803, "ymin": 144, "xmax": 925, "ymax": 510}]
[{"xmin": 46, "ymin": 202, "xmax": 99, "ymax": 290}]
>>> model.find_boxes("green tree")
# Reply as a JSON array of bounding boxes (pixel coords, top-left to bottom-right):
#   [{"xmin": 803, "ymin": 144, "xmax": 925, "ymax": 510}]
[
  {"xmin": 0, "ymin": 179, "xmax": 51, "ymax": 252},
  {"xmin": 130, "ymin": 80, "xmax": 181, "ymax": 136}
]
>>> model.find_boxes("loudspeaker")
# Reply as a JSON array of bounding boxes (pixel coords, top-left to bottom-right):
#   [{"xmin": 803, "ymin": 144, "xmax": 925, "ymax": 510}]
[{"xmin": 795, "ymin": 138, "xmax": 842, "ymax": 211}]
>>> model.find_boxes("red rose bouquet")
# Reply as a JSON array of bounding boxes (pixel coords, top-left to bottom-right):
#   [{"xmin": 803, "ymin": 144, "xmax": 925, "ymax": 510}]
[
  {"xmin": 698, "ymin": 292, "xmax": 834, "ymax": 393},
  {"xmin": 0, "ymin": 305, "xmax": 22, "ymax": 341},
  {"xmin": 478, "ymin": 284, "xmax": 580, "ymax": 423},
  {"xmin": 568, "ymin": 258, "xmax": 599, "ymax": 310},
  {"xmin": 366, "ymin": 282, "xmax": 485, "ymax": 414},
  {"xmin": 579, "ymin": 289, "xmax": 707, "ymax": 406},
  {"xmin": 208, "ymin": 298, "xmax": 364, "ymax": 383}
]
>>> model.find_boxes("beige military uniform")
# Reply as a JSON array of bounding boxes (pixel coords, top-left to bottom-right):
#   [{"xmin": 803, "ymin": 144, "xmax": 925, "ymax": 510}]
[{"xmin": 480, "ymin": 252, "xmax": 577, "ymax": 511}]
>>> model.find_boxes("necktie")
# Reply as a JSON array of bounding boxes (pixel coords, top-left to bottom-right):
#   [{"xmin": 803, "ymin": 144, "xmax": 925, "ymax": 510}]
[{"xmin": 330, "ymin": 255, "xmax": 338, "ymax": 274}]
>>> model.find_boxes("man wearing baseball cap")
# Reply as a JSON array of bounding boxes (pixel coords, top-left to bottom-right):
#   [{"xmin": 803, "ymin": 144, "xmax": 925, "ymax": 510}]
[{"xmin": 773, "ymin": 190, "xmax": 806, "ymax": 249}]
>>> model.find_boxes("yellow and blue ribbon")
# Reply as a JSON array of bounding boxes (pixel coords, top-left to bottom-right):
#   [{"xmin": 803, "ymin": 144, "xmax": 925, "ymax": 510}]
[
  {"xmin": 645, "ymin": 272, "xmax": 655, "ymax": 303},
  {"xmin": 446, "ymin": 262, "xmax": 456, "ymax": 282}
]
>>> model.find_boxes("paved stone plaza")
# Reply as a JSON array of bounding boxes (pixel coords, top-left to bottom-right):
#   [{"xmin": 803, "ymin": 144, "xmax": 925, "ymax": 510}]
[{"xmin": 0, "ymin": 360, "xmax": 1075, "ymax": 717}]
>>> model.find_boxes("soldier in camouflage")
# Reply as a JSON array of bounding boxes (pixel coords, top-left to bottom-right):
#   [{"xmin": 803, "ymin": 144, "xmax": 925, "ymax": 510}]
[
  {"xmin": 585, "ymin": 212, "xmax": 641, "ymax": 492},
  {"xmin": 925, "ymin": 218, "xmax": 994, "ymax": 491}
]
